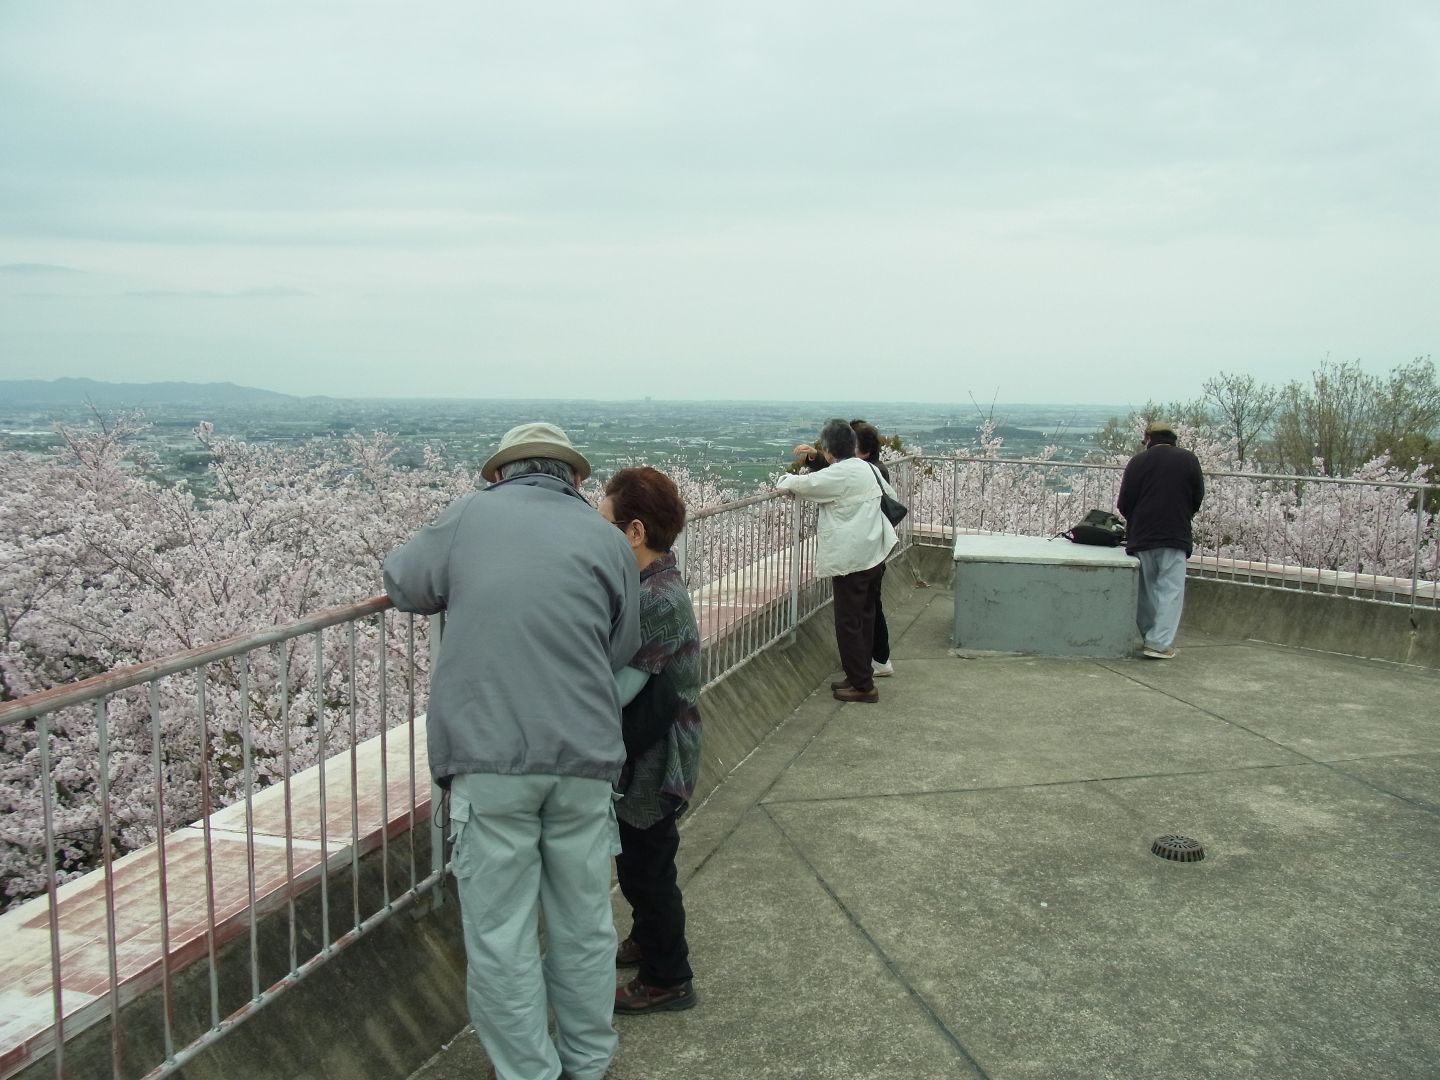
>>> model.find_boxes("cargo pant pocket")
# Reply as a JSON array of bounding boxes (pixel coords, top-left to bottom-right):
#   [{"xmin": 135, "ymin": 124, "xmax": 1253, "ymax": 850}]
[{"xmin": 448, "ymin": 794, "xmax": 477, "ymax": 881}]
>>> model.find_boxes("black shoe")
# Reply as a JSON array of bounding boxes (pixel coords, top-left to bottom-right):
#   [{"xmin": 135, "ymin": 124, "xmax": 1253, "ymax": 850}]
[
  {"xmin": 833, "ymin": 685, "xmax": 878, "ymax": 703},
  {"xmin": 616, "ymin": 936, "xmax": 643, "ymax": 967},
  {"xmin": 615, "ymin": 975, "xmax": 696, "ymax": 1014}
]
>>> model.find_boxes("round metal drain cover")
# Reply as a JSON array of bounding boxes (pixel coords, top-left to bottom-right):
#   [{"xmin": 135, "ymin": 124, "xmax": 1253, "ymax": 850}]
[{"xmin": 1151, "ymin": 835, "xmax": 1205, "ymax": 862}]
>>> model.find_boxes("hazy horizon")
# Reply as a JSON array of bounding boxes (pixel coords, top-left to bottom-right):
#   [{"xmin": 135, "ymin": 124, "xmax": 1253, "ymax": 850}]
[
  {"xmin": 0, "ymin": 376, "xmax": 1151, "ymax": 417},
  {"xmin": 2, "ymin": 2, "xmax": 1435, "ymax": 404}
]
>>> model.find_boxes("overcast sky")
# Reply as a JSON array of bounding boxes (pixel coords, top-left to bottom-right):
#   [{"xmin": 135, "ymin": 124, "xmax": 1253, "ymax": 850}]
[{"xmin": 1, "ymin": 2, "xmax": 1436, "ymax": 405}]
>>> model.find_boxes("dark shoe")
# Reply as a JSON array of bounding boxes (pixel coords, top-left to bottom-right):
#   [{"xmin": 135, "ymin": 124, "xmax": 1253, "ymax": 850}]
[
  {"xmin": 833, "ymin": 685, "xmax": 878, "ymax": 703},
  {"xmin": 829, "ymin": 677, "xmax": 852, "ymax": 690},
  {"xmin": 616, "ymin": 936, "xmax": 643, "ymax": 967},
  {"xmin": 614, "ymin": 975, "xmax": 696, "ymax": 1014}
]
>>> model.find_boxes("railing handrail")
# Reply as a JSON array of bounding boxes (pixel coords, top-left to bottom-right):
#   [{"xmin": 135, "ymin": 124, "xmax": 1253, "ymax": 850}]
[
  {"xmin": 926, "ymin": 453, "xmax": 1431, "ymax": 493},
  {"xmin": 687, "ymin": 487, "xmax": 786, "ymax": 520},
  {"xmin": 0, "ymin": 595, "xmax": 394, "ymax": 727}
]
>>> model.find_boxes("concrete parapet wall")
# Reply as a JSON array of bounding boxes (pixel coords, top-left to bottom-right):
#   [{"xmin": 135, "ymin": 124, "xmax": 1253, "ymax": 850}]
[
  {"xmin": 1184, "ymin": 577, "xmax": 1440, "ymax": 669},
  {"xmin": 910, "ymin": 538, "xmax": 1439, "ymax": 669}
]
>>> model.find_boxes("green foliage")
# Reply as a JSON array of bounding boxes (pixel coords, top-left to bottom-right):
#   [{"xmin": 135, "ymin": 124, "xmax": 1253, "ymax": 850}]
[
  {"xmin": 1271, "ymin": 356, "xmax": 1438, "ymax": 476},
  {"xmin": 1203, "ymin": 371, "xmax": 1280, "ymax": 464},
  {"xmin": 1093, "ymin": 358, "xmax": 1438, "ymax": 480}
]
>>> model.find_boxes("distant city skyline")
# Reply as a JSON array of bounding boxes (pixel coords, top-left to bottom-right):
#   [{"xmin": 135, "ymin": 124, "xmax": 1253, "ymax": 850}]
[{"xmin": 2, "ymin": 2, "xmax": 1435, "ymax": 405}]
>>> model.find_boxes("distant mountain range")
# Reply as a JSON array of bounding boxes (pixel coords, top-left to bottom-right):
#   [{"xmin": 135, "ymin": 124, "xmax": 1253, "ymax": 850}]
[{"xmin": 0, "ymin": 378, "xmax": 296, "ymax": 406}]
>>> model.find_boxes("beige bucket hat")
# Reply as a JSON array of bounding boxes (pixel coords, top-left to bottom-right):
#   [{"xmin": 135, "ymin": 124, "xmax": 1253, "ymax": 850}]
[{"xmin": 481, "ymin": 422, "xmax": 591, "ymax": 483}]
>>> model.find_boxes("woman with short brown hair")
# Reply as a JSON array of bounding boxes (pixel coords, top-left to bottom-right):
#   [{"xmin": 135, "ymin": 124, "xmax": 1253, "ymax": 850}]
[{"xmin": 599, "ymin": 467, "xmax": 702, "ymax": 1013}]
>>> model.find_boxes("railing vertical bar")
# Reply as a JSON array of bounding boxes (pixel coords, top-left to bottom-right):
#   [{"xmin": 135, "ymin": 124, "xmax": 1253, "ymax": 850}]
[
  {"xmin": 148, "ymin": 681, "xmax": 175, "ymax": 1061},
  {"xmin": 37, "ymin": 713, "xmax": 64, "ymax": 1080},
  {"xmin": 1353, "ymin": 486, "xmax": 1363, "ymax": 597},
  {"xmin": 95, "ymin": 698, "xmax": 124, "ymax": 1078},
  {"xmin": 280, "ymin": 644, "xmax": 297, "ymax": 974},
  {"xmin": 1411, "ymin": 484, "xmax": 1426, "ymax": 608},
  {"xmin": 735, "ymin": 506, "xmax": 745, "ymax": 658},
  {"xmin": 737, "ymin": 507, "xmax": 746, "ymax": 661},
  {"xmin": 241, "ymin": 656, "xmax": 259, "ymax": 1002},
  {"xmin": 406, "ymin": 615, "xmax": 417, "ymax": 892},
  {"xmin": 771, "ymin": 500, "xmax": 783, "ymax": 641},
  {"xmin": 746, "ymin": 503, "xmax": 757, "ymax": 658},
  {"xmin": 1431, "ymin": 510, "xmax": 1440, "ymax": 610},
  {"xmin": 721, "ymin": 511, "xmax": 731, "ymax": 668},
  {"xmin": 427, "ymin": 613, "xmax": 446, "ymax": 902},
  {"xmin": 314, "ymin": 630, "xmax": 331, "ymax": 952},
  {"xmin": 952, "ymin": 459, "xmax": 960, "ymax": 540},
  {"xmin": 794, "ymin": 498, "xmax": 806, "ymax": 633},
  {"xmin": 348, "ymin": 621, "xmax": 361, "ymax": 932},
  {"xmin": 378, "ymin": 612, "xmax": 391, "ymax": 909},
  {"xmin": 765, "ymin": 505, "xmax": 774, "ymax": 637},
  {"xmin": 709, "ymin": 514, "xmax": 720, "ymax": 679},
  {"xmin": 196, "ymin": 668, "xmax": 220, "ymax": 1029},
  {"xmin": 700, "ymin": 515, "xmax": 709, "ymax": 683}
]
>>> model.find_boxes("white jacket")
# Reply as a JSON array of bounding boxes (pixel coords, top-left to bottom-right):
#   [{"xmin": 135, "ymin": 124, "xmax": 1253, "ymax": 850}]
[{"xmin": 778, "ymin": 457, "xmax": 898, "ymax": 578}]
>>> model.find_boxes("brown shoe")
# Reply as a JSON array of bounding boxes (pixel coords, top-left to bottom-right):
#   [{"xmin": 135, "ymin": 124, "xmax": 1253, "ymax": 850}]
[
  {"xmin": 832, "ymin": 685, "xmax": 878, "ymax": 703},
  {"xmin": 616, "ymin": 936, "xmax": 643, "ymax": 967},
  {"xmin": 829, "ymin": 678, "xmax": 852, "ymax": 690},
  {"xmin": 614, "ymin": 975, "xmax": 697, "ymax": 1014}
]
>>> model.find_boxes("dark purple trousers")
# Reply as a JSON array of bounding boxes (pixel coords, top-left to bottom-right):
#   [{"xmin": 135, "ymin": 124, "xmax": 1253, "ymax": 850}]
[{"xmin": 832, "ymin": 561, "xmax": 886, "ymax": 691}]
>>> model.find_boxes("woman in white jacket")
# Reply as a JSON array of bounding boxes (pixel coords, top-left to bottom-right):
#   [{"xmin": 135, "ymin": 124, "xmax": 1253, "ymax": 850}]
[{"xmin": 778, "ymin": 418, "xmax": 898, "ymax": 702}]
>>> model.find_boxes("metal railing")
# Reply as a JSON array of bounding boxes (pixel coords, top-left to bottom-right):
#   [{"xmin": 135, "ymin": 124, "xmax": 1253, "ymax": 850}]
[
  {"xmin": 0, "ymin": 467, "xmax": 925, "ymax": 1080},
  {"xmin": 906, "ymin": 456, "xmax": 1438, "ymax": 607},
  {"xmin": 0, "ymin": 601, "xmax": 445, "ymax": 1080}
]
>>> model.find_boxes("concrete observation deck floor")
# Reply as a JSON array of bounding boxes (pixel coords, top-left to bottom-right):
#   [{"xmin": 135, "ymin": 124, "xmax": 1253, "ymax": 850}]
[{"xmin": 414, "ymin": 578, "xmax": 1440, "ymax": 1080}]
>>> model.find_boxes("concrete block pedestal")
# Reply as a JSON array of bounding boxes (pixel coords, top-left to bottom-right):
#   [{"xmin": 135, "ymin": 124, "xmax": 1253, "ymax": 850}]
[{"xmin": 953, "ymin": 534, "xmax": 1141, "ymax": 657}]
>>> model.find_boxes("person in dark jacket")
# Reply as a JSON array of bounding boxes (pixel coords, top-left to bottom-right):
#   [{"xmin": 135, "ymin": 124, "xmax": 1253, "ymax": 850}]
[
  {"xmin": 1116, "ymin": 421, "xmax": 1205, "ymax": 659},
  {"xmin": 600, "ymin": 467, "xmax": 702, "ymax": 1016}
]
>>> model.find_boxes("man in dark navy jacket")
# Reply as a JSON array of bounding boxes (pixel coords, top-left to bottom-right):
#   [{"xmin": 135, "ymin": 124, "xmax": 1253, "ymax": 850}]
[{"xmin": 1117, "ymin": 421, "xmax": 1205, "ymax": 659}]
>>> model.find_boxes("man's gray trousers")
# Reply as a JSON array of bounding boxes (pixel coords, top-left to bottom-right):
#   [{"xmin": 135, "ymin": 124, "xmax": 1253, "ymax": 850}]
[{"xmin": 449, "ymin": 773, "xmax": 621, "ymax": 1080}]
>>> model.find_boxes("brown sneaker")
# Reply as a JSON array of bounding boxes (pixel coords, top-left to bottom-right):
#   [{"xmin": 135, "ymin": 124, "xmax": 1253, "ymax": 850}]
[
  {"xmin": 832, "ymin": 685, "xmax": 878, "ymax": 703},
  {"xmin": 614, "ymin": 975, "xmax": 696, "ymax": 1014},
  {"xmin": 616, "ymin": 936, "xmax": 643, "ymax": 967},
  {"xmin": 829, "ymin": 678, "xmax": 852, "ymax": 690}
]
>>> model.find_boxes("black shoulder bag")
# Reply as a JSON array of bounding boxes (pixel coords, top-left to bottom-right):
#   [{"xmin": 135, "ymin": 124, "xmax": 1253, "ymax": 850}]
[
  {"xmin": 1063, "ymin": 509, "xmax": 1126, "ymax": 546},
  {"xmin": 870, "ymin": 464, "xmax": 908, "ymax": 526}
]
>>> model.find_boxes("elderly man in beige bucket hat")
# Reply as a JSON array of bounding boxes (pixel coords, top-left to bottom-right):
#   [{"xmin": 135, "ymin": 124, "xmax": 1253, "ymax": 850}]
[{"xmin": 384, "ymin": 422, "xmax": 640, "ymax": 1080}]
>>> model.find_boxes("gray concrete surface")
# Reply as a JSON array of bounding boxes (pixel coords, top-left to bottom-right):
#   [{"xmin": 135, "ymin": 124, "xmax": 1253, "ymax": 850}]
[
  {"xmin": 952, "ymin": 534, "xmax": 1141, "ymax": 657},
  {"xmin": 412, "ymin": 570, "xmax": 1440, "ymax": 1080}
]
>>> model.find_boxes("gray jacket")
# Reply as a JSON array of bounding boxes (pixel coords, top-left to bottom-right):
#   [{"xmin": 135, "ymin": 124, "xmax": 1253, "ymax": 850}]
[{"xmin": 382, "ymin": 474, "xmax": 641, "ymax": 785}]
